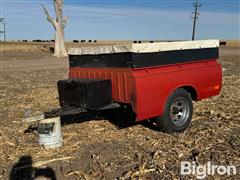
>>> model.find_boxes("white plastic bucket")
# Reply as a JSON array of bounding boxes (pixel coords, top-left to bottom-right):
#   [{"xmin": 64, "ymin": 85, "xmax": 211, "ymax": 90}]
[{"xmin": 38, "ymin": 117, "xmax": 62, "ymax": 149}]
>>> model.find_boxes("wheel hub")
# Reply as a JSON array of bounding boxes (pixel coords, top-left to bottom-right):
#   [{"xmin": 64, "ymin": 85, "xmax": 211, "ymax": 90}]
[{"xmin": 170, "ymin": 97, "xmax": 190, "ymax": 126}]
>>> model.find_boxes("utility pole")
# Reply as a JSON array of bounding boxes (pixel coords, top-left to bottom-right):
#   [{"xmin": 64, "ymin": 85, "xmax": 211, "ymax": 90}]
[
  {"xmin": 190, "ymin": 0, "xmax": 201, "ymax": 41},
  {"xmin": 0, "ymin": 18, "xmax": 6, "ymax": 42},
  {"xmin": 3, "ymin": 19, "xmax": 6, "ymax": 41}
]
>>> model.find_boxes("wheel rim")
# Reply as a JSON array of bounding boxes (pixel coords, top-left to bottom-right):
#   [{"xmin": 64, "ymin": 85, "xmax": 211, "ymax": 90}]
[{"xmin": 170, "ymin": 97, "xmax": 190, "ymax": 127}]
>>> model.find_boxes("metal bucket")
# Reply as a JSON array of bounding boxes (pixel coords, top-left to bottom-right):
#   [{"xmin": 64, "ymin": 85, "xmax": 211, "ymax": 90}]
[{"xmin": 38, "ymin": 117, "xmax": 62, "ymax": 149}]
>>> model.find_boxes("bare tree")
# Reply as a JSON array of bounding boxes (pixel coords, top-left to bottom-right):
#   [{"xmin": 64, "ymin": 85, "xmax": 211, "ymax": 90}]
[{"xmin": 41, "ymin": 0, "xmax": 68, "ymax": 57}]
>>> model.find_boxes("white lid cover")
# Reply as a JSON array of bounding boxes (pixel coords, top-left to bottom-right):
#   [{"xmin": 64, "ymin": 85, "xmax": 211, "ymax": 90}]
[{"xmin": 68, "ymin": 39, "xmax": 219, "ymax": 55}]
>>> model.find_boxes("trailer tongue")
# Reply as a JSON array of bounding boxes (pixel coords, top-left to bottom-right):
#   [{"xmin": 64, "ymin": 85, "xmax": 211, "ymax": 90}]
[{"xmin": 45, "ymin": 39, "xmax": 222, "ymax": 133}]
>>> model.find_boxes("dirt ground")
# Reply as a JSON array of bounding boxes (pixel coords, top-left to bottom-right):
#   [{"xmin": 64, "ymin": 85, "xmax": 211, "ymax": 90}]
[{"xmin": 0, "ymin": 42, "xmax": 239, "ymax": 179}]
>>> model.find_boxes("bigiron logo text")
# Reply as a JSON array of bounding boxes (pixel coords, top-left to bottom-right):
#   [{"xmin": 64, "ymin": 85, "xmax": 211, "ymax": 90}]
[{"xmin": 180, "ymin": 161, "xmax": 237, "ymax": 179}]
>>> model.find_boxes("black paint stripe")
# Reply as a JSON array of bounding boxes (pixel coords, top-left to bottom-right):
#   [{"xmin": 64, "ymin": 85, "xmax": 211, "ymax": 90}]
[{"xmin": 69, "ymin": 47, "xmax": 219, "ymax": 68}]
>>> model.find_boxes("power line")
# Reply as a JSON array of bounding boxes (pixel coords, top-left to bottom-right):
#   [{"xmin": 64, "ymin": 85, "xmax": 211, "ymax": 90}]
[{"xmin": 190, "ymin": 0, "xmax": 201, "ymax": 41}]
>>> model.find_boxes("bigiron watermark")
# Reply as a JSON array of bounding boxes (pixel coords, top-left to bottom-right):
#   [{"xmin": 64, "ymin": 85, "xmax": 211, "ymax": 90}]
[{"xmin": 180, "ymin": 161, "xmax": 237, "ymax": 179}]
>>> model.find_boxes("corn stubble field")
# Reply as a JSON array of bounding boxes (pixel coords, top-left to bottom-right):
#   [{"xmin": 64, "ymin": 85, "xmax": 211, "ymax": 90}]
[{"xmin": 0, "ymin": 41, "xmax": 239, "ymax": 179}]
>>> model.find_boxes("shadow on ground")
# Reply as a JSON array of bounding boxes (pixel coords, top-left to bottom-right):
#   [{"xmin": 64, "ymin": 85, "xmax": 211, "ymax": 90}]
[{"xmin": 10, "ymin": 155, "xmax": 56, "ymax": 180}]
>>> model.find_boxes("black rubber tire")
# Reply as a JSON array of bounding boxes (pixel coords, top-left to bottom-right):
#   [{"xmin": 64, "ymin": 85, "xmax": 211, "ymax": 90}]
[{"xmin": 154, "ymin": 88, "xmax": 193, "ymax": 133}]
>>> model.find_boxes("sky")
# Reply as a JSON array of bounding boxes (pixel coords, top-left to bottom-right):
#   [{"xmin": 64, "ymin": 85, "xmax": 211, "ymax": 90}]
[{"xmin": 0, "ymin": 0, "xmax": 239, "ymax": 41}]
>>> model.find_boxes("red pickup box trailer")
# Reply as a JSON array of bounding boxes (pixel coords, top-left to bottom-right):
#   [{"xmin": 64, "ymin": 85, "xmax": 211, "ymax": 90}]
[{"xmin": 56, "ymin": 40, "xmax": 222, "ymax": 133}]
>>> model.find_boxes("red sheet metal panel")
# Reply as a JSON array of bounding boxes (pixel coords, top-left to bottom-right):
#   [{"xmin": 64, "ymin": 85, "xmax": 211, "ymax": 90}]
[
  {"xmin": 132, "ymin": 60, "xmax": 222, "ymax": 121},
  {"xmin": 69, "ymin": 67, "xmax": 136, "ymax": 106}
]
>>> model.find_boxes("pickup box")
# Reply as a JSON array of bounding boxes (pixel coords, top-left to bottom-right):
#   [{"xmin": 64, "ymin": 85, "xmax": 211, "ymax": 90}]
[{"xmin": 57, "ymin": 39, "xmax": 222, "ymax": 133}]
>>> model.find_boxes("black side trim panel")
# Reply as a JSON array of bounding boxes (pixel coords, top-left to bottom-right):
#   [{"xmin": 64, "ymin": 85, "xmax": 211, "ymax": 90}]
[
  {"xmin": 70, "ymin": 53, "xmax": 131, "ymax": 68},
  {"xmin": 69, "ymin": 47, "xmax": 219, "ymax": 68}
]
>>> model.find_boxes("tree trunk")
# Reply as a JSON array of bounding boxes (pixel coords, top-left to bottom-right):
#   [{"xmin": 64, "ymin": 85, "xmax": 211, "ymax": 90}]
[
  {"xmin": 41, "ymin": 0, "xmax": 68, "ymax": 58},
  {"xmin": 54, "ymin": 23, "xmax": 67, "ymax": 57}
]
